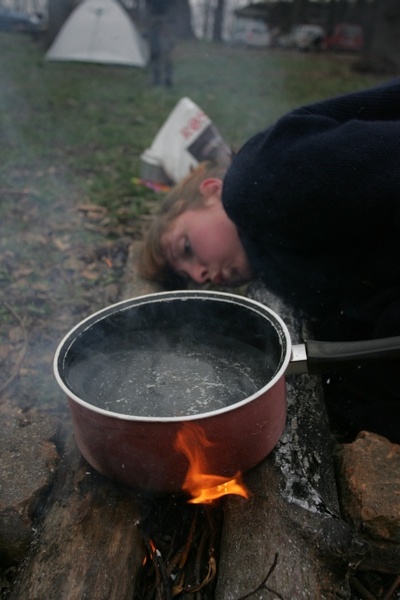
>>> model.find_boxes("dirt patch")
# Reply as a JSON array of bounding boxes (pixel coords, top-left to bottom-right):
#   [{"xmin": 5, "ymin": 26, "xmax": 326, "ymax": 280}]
[{"xmin": 0, "ymin": 178, "xmax": 155, "ymax": 418}]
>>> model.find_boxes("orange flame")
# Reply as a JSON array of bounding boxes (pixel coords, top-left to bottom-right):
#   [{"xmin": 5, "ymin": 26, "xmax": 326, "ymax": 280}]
[
  {"xmin": 142, "ymin": 538, "xmax": 157, "ymax": 565},
  {"xmin": 174, "ymin": 423, "xmax": 249, "ymax": 504}
]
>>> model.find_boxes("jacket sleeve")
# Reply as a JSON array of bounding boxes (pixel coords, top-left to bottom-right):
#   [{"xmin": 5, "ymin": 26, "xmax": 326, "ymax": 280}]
[
  {"xmin": 222, "ymin": 79, "xmax": 400, "ymax": 252},
  {"xmin": 295, "ymin": 77, "xmax": 400, "ymax": 124}
]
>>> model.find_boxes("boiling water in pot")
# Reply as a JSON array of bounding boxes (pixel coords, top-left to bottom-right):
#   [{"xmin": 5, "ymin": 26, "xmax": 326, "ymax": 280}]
[{"xmin": 67, "ymin": 331, "xmax": 274, "ymax": 417}]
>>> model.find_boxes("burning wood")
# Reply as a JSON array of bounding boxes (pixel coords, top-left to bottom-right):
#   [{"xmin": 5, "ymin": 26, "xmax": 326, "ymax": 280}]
[
  {"xmin": 136, "ymin": 499, "xmax": 221, "ymax": 600},
  {"xmin": 135, "ymin": 424, "xmax": 249, "ymax": 598}
]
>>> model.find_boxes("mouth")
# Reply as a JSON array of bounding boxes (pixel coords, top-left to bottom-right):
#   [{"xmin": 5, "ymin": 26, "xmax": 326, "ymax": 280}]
[
  {"xmin": 211, "ymin": 272, "xmax": 226, "ymax": 286},
  {"xmin": 217, "ymin": 267, "xmax": 252, "ymax": 288}
]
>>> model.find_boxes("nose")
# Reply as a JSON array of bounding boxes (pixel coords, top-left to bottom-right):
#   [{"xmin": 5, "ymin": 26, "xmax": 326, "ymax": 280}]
[{"xmin": 186, "ymin": 262, "xmax": 210, "ymax": 284}]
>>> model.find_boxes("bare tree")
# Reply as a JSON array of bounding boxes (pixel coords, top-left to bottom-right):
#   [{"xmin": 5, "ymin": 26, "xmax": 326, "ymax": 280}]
[{"xmin": 212, "ymin": 0, "xmax": 225, "ymax": 42}]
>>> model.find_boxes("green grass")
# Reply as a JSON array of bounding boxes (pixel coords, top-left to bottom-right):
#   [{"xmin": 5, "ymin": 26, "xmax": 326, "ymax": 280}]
[
  {"xmin": 173, "ymin": 41, "xmax": 385, "ymax": 144},
  {"xmin": 0, "ymin": 33, "xmax": 385, "ymax": 214}
]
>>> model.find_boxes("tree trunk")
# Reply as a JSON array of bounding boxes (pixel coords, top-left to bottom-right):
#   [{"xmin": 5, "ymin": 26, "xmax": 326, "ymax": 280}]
[
  {"xmin": 212, "ymin": 0, "xmax": 225, "ymax": 42},
  {"xmin": 290, "ymin": 0, "xmax": 307, "ymax": 29},
  {"xmin": 171, "ymin": 0, "xmax": 195, "ymax": 39},
  {"xmin": 355, "ymin": 0, "xmax": 400, "ymax": 74},
  {"xmin": 202, "ymin": 0, "xmax": 213, "ymax": 40}
]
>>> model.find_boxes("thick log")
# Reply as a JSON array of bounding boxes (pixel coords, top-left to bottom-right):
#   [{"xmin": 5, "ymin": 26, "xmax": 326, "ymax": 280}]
[
  {"xmin": 215, "ymin": 283, "xmax": 356, "ymax": 599},
  {"xmin": 7, "ymin": 436, "xmax": 144, "ymax": 600},
  {"xmin": 120, "ymin": 240, "xmax": 163, "ymax": 299},
  {"xmin": 0, "ymin": 407, "xmax": 61, "ymax": 569},
  {"xmin": 6, "ymin": 242, "xmax": 158, "ymax": 600}
]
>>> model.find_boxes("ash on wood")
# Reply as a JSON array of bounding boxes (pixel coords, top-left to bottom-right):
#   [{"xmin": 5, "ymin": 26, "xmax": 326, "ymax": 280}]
[{"xmin": 215, "ymin": 283, "xmax": 357, "ymax": 600}]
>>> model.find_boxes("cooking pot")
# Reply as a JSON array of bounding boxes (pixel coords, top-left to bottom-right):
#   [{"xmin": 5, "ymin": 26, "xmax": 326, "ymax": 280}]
[{"xmin": 53, "ymin": 290, "xmax": 400, "ymax": 493}]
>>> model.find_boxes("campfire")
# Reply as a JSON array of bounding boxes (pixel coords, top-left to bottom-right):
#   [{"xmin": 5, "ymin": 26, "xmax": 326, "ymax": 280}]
[{"xmin": 135, "ymin": 423, "xmax": 250, "ymax": 599}]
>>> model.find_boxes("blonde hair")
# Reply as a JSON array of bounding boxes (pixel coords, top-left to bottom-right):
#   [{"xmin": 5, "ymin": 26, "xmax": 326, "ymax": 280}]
[{"xmin": 139, "ymin": 161, "xmax": 228, "ymax": 286}]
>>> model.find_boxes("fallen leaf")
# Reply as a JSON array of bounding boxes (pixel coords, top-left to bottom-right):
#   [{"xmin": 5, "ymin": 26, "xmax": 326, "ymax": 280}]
[
  {"xmin": 31, "ymin": 282, "xmax": 50, "ymax": 293},
  {"xmin": 8, "ymin": 326, "xmax": 25, "ymax": 343},
  {"xmin": 52, "ymin": 236, "xmax": 71, "ymax": 251},
  {"xmin": 63, "ymin": 257, "xmax": 85, "ymax": 271},
  {"xmin": 0, "ymin": 344, "xmax": 11, "ymax": 360},
  {"xmin": 81, "ymin": 269, "xmax": 99, "ymax": 280},
  {"xmin": 14, "ymin": 267, "xmax": 34, "ymax": 277},
  {"xmin": 77, "ymin": 204, "xmax": 108, "ymax": 214},
  {"xmin": 23, "ymin": 232, "xmax": 49, "ymax": 245}
]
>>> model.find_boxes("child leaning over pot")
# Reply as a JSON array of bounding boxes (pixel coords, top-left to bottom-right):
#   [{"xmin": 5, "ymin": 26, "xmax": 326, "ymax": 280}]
[{"xmin": 139, "ymin": 78, "xmax": 400, "ymax": 444}]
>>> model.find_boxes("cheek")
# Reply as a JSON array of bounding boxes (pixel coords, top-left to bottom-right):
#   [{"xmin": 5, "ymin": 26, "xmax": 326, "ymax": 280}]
[
  {"xmin": 208, "ymin": 233, "xmax": 238, "ymax": 264},
  {"xmin": 192, "ymin": 218, "xmax": 239, "ymax": 261},
  {"xmin": 215, "ymin": 223, "xmax": 242, "ymax": 253}
]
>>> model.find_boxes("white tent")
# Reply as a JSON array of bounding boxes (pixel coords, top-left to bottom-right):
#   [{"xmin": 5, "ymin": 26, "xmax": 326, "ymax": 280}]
[{"xmin": 46, "ymin": 0, "xmax": 149, "ymax": 67}]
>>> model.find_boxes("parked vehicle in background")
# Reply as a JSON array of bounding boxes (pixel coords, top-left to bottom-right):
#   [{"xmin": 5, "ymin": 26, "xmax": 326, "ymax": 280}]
[
  {"xmin": 276, "ymin": 27, "xmax": 296, "ymax": 50},
  {"xmin": 229, "ymin": 17, "xmax": 272, "ymax": 48},
  {"xmin": 0, "ymin": 7, "xmax": 45, "ymax": 34},
  {"xmin": 324, "ymin": 24, "xmax": 364, "ymax": 52},
  {"xmin": 278, "ymin": 24, "xmax": 326, "ymax": 51},
  {"xmin": 0, "ymin": 7, "xmax": 47, "ymax": 39}
]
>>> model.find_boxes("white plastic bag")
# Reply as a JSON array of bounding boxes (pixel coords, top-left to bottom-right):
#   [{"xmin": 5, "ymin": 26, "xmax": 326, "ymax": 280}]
[{"xmin": 140, "ymin": 97, "xmax": 230, "ymax": 184}]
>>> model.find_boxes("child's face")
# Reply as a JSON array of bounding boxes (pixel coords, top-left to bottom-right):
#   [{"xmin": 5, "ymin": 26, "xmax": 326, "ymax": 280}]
[{"xmin": 161, "ymin": 197, "xmax": 253, "ymax": 286}]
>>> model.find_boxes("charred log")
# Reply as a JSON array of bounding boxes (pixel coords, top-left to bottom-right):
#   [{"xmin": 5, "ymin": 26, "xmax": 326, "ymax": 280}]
[{"xmin": 6, "ymin": 436, "xmax": 144, "ymax": 600}]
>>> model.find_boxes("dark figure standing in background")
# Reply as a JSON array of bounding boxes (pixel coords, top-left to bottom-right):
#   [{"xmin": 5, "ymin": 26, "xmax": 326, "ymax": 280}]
[{"xmin": 148, "ymin": 0, "xmax": 175, "ymax": 87}]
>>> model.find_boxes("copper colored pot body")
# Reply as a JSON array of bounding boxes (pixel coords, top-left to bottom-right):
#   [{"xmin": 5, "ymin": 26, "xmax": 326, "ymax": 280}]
[{"xmin": 54, "ymin": 291, "xmax": 291, "ymax": 493}]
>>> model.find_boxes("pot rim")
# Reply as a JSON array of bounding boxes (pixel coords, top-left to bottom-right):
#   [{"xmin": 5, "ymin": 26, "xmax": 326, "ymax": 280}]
[{"xmin": 53, "ymin": 290, "xmax": 292, "ymax": 423}]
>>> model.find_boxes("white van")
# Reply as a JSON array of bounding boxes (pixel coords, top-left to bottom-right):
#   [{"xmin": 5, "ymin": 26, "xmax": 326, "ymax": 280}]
[
  {"xmin": 278, "ymin": 24, "xmax": 325, "ymax": 51},
  {"xmin": 230, "ymin": 17, "xmax": 271, "ymax": 48}
]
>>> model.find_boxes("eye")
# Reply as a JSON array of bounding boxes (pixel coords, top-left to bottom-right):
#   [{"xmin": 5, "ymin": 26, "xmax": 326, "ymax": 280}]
[{"xmin": 183, "ymin": 237, "xmax": 192, "ymax": 257}]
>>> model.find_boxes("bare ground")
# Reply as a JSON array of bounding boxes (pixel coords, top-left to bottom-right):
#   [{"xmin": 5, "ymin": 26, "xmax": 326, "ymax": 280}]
[{"xmin": 0, "ymin": 174, "xmax": 154, "ymax": 419}]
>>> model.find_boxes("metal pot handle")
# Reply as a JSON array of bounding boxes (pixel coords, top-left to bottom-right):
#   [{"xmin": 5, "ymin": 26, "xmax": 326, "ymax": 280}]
[{"xmin": 288, "ymin": 336, "xmax": 400, "ymax": 375}]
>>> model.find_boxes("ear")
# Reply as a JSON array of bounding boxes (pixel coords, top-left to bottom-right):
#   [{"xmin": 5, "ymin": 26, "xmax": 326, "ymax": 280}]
[{"xmin": 199, "ymin": 178, "xmax": 223, "ymax": 203}]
